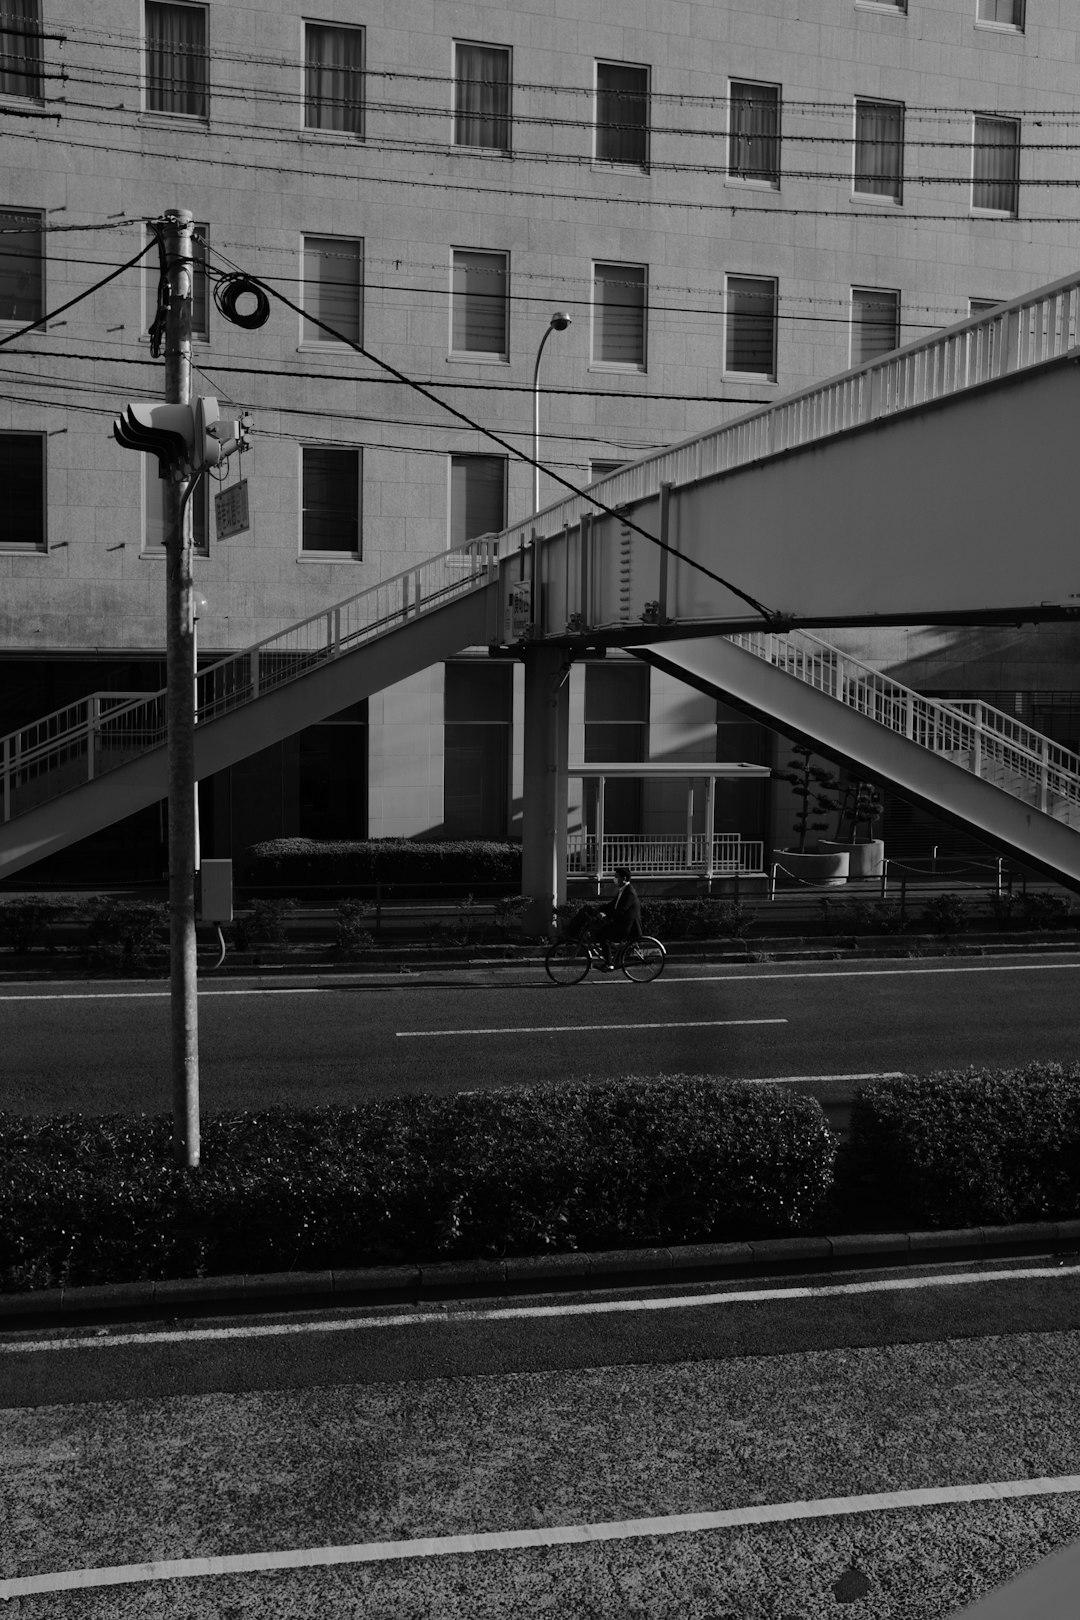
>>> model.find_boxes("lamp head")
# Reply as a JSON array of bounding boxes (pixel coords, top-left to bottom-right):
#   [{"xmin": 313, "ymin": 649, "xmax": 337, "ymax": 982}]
[{"xmin": 549, "ymin": 311, "xmax": 572, "ymax": 331}]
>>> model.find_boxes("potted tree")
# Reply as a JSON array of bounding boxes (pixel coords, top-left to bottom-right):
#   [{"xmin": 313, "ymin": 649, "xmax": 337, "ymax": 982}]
[
  {"xmin": 819, "ymin": 778, "xmax": 886, "ymax": 880},
  {"xmin": 773, "ymin": 748, "xmax": 849, "ymax": 886}
]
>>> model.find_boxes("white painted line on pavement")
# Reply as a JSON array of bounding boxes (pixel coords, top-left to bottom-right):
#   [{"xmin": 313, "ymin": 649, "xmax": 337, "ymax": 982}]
[
  {"xmin": 396, "ymin": 1018, "xmax": 788, "ymax": 1037},
  {"xmin": 4, "ymin": 957, "xmax": 1080, "ymax": 1001},
  {"xmin": 4, "ymin": 1475, "xmax": 1080, "ymax": 1598},
  {"xmin": 7, "ymin": 1266, "xmax": 1080, "ymax": 1354}
]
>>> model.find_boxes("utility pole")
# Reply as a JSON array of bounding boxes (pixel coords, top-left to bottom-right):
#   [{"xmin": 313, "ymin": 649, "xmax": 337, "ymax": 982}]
[{"xmin": 161, "ymin": 207, "xmax": 200, "ymax": 1169}]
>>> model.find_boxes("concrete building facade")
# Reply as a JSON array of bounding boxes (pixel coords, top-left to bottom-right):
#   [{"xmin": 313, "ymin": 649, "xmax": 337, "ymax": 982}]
[{"xmin": 2, "ymin": 0, "xmax": 1079, "ymax": 878}]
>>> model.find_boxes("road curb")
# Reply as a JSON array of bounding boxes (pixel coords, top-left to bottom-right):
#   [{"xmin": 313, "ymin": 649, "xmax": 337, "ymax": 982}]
[{"xmin": 3, "ymin": 1219, "xmax": 1079, "ymax": 1321}]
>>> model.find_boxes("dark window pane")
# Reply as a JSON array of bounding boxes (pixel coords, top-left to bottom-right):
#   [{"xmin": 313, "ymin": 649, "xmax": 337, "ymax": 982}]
[
  {"xmin": 454, "ymin": 42, "xmax": 510, "ymax": 151},
  {"xmin": 854, "ymin": 99, "xmax": 904, "ymax": 201},
  {"xmin": 725, "ymin": 276, "xmax": 777, "ymax": 375},
  {"xmin": 303, "ymin": 236, "xmax": 362, "ymax": 343},
  {"xmin": 302, "ymin": 446, "xmax": 360, "ymax": 553},
  {"xmin": 596, "ymin": 62, "xmax": 649, "ymax": 167},
  {"xmin": 451, "ymin": 250, "xmax": 507, "ymax": 355},
  {"xmin": 729, "ymin": 82, "xmax": 780, "ymax": 185},
  {"xmin": 450, "ymin": 455, "xmax": 506, "ymax": 546},
  {"xmin": 0, "ymin": 0, "xmax": 42, "ymax": 98},
  {"xmin": 0, "ymin": 209, "xmax": 42, "ymax": 324},
  {"xmin": 305, "ymin": 24, "xmax": 364, "ymax": 134},
  {"xmin": 593, "ymin": 262, "xmax": 646, "ymax": 367},
  {"xmin": 851, "ymin": 287, "xmax": 900, "ymax": 365},
  {"xmin": 0, "ymin": 433, "xmax": 44, "ymax": 547},
  {"xmin": 146, "ymin": 1, "xmax": 207, "ymax": 117},
  {"xmin": 973, "ymin": 116, "xmax": 1020, "ymax": 214}
]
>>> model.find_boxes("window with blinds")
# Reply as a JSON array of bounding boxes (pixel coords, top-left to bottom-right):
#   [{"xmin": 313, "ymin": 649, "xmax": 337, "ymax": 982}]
[
  {"xmin": 453, "ymin": 41, "xmax": 510, "ymax": 151},
  {"xmin": 450, "ymin": 455, "xmax": 506, "ymax": 547},
  {"xmin": 724, "ymin": 275, "xmax": 777, "ymax": 377},
  {"xmin": 728, "ymin": 81, "xmax": 781, "ymax": 186},
  {"xmin": 972, "ymin": 116, "xmax": 1020, "ymax": 215},
  {"xmin": 977, "ymin": 0, "xmax": 1024, "ymax": 27},
  {"xmin": 145, "ymin": 1, "xmax": 207, "ymax": 117},
  {"xmin": 850, "ymin": 287, "xmax": 900, "ymax": 366},
  {"xmin": 451, "ymin": 250, "xmax": 508, "ymax": 357},
  {"xmin": 595, "ymin": 61, "xmax": 649, "ymax": 168},
  {"xmin": 305, "ymin": 23, "xmax": 364, "ymax": 135},
  {"xmin": 854, "ymin": 99, "xmax": 904, "ymax": 202},
  {"xmin": 0, "ymin": 433, "xmax": 45, "ymax": 550},
  {"xmin": 302, "ymin": 236, "xmax": 363, "ymax": 344},
  {"xmin": 0, "ymin": 0, "xmax": 42, "ymax": 98},
  {"xmin": 0, "ymin": 208, "xmax": 42, "ymax": 325},
  {"xmin": 592, "ymin": 262, "xmax": 646, "ymax": 368},
  {"xmin": 302, "ymin": 446, "xmax": 361, "ymax": 554}
]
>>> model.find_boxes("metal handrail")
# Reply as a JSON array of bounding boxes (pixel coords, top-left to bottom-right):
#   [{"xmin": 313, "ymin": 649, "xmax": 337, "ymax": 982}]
[
  {"xmin": 730, "ymin": 628, "xmax": 1080, "ymax": 827},
  {"xmin": 1, "ymin": 539, "xmax": 497, "ymax": 824}
]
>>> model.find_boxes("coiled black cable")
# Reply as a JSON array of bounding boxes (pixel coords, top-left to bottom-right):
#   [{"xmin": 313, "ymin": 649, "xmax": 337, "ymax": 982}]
[{"xmin": 213, "ymin": 272, "xmax": 271, "ymax": 330}]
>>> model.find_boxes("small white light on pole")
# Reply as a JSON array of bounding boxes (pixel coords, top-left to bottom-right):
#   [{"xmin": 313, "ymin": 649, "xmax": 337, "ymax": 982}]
[{"xmin": 533, "ymin": 311, "xmax": 572, "ymax": 516}]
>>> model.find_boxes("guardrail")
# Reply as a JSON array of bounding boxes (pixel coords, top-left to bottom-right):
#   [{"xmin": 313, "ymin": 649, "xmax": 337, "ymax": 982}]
[
  {"xmin": 0, "ymin": 540, "xmax": 497, "ymax": 825},
  {"xmin": 567, "ymin": 832, "xmax": 765, "ymax": 879}
]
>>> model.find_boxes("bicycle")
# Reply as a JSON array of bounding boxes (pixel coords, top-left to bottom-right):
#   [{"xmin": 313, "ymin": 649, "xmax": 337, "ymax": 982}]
[{"xmin": 545, "ymin": 926, "xmax": 667, "ymax": 985}]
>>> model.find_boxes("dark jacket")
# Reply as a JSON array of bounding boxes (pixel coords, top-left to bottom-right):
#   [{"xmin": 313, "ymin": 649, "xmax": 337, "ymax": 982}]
[{"xmin": 602, "ymin": 882, "xmax": 642, "ymax": 941}]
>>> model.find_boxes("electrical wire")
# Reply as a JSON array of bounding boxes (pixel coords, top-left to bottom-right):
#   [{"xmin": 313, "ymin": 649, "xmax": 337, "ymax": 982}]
[{"xmin": 0, "ymin": 238, "xmax": 157, "ymax": 349}]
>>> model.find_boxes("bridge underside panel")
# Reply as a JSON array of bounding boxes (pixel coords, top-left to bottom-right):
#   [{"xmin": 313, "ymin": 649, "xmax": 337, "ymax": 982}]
[
  {"xmin": 0, "ymin": 589, "xmax": 494, "ymax": 878},
  {"xmin": 635, "ymin": 636, "xmax": 1080, "ymax": 892},
  {"xmin": 580, "ymin": 360, "xmax": 1080, "ymax": 632}
]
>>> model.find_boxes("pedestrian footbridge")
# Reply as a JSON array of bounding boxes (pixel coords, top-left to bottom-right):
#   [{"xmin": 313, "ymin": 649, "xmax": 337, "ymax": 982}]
[{"xmin": 4, "ymin": 270, "xmax": 1080, "ymax": 898}]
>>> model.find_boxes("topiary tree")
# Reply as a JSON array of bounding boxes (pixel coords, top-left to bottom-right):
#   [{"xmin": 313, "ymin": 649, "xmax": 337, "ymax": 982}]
[{"xmin": 774, "ymin": 747, "xmax": 841, "ymax": 853}]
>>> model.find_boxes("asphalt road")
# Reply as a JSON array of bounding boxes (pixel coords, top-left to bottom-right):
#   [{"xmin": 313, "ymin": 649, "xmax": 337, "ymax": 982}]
[
  {"xmin": 3, "ymin": 1258, "xmax": 1080, "ymax": 1616},
  {"xmin": 3, "ymin": 953, "xmax": 1080, "ymax": 1125}
]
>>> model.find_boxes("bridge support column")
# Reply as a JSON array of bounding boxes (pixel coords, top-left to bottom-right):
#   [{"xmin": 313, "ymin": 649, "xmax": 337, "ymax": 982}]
[{"xmin": 521, "ymin": 644, "xmax": 570, "ymax": 939}]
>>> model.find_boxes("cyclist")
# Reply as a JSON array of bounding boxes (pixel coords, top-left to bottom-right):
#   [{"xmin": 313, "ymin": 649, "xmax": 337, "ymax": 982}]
[{"xmin": 593, "ymin": 866, "xmax": 642, "ymax": 969}]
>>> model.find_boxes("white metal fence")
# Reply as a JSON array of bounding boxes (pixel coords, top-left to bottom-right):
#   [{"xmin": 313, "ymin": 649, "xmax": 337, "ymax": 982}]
[
  {"xmin": 728, "ymin": 628, "xmax": 1080, "ymax": 829},
  {"xmin": 567, "ymin": 832, "xmax": 765, "ymax": 878}
]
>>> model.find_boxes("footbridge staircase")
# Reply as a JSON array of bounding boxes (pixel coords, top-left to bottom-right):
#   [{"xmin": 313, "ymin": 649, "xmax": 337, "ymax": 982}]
[{"xmin": 5, "ymin": 269, "xmax": 1080, "ymax": 887}]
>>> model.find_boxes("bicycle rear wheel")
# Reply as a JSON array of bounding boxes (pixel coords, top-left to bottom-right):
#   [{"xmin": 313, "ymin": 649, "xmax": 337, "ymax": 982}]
[
  {"xmin": 620, "ymin": 936, "xmax": 666, "ymax": 982},
  {"xmin": 545, "ymin": 939, "xmax": 592, "ymax": 985}
]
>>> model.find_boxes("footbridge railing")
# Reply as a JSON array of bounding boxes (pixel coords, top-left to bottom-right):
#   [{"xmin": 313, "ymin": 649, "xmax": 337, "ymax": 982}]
[
  {"xmin": 0, "ymin": 539, "xmax": 498, "ymax": 825},
  {"xmin": 728, "ymin": 629, "xmax": 1080, "ymax": 830}
]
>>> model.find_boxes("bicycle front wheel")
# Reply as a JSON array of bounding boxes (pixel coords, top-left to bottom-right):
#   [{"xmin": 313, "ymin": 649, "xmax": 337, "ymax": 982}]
[
  {"xmin": 545, "ymin": 939, "xmax": 592, "ymax": 985},
  {"xmin": 620, "ymin": 937, "xmax": 666, "ymax": 983}
]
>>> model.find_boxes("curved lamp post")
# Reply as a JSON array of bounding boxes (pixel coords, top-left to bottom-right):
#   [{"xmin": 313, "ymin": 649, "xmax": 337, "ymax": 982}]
[{"xmin": 532, "ymin": 311, "xmax": 572, "ymax": 515}]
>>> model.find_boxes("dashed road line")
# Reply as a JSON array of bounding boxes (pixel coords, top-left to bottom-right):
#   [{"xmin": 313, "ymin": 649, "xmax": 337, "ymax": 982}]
[{"xmin": 4, "ymin": 1475, "xmax": 1080, "ymax": 1598}]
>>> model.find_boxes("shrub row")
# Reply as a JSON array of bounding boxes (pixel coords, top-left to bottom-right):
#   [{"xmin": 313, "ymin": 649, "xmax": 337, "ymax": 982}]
[
  {"xmin": 0, "ymin": 1077, "xmax": 834, "ymax": 1290},
  {"xmin": 241, "ymin": 838, "xmax": 522, "ymax": 894},
  {"xmin": 836, "ymin": 1063, "xmax": 1080, "ymax": 1230}
]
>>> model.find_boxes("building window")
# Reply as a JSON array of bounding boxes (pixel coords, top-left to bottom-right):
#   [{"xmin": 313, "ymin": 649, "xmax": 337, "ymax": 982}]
[
  {"xmin": 453, "ymin": 41, "xmax": 510, "ymax": 152},
  {"xmin": 592, "ymin": 262, "xmax": 646, "ymax": 369},
  {"xmin": 724, "ymin": 275, "xmax": 778, "ymax": 377},
  {"xmin": 589, "ymin": 459, "xmax": 624, "ymax": 481},
  {"xmin": 0, "ymin": 433, "xmax": 45, "ymax": 549},
  {"xmin": 450, "ymin": 250, "xmax": 508, "ymax": 358},
  {"xmin": 595, "ymin": 61, "xmax": 649, "ymax": 168},
  {"xmin": 977, "ymin": 0, "xmax": 1024, "ymax": 27},
  {"xmin": 304, "ymin": 23, "xmax": 364, "ymax": 135},
  {"xmin": 728, "ymin": 81, "xmax": 781, "ymax": 186},
  {"xmin": 851, "ymin": 287, "xmax": 900, "ymax": 366},
  {"xmin": 144, "ymin": 466, "xmax": 208, "ymax": 555},
  {"xmin": 302, "ymin": 446, "xmax": 361, "ymax": 555},
  {"xmin": 450, "ymin": 455, "xmax": 506, "ymax": 547},
  {"xmin": 302, "ymin": 236, "xmax": 362, "ymax": 345},
  {"xmin": 0, "ymin": 0, "xmax": 43, "ymax": 99},
  {"xmin": 0, "ymin": 208, "xmax": 42, "ymax": 325},
  {"xmin": 145, "ymin": 2, "xmax": 207, "ymax": 117},
  {"xmin": 854, "ymin": 98, "xmax": 904, "ymax": 202},
  {"xmin": 972, "ymin": 116, "xmax": 1020, "ymax": 215},
  {"xmin": 968, "ymin": 297, "xmax": 1001, "ymax": 316},
  {"xmin": 191, "ymin": 222, "xmax": 209, "ymax": 340}
]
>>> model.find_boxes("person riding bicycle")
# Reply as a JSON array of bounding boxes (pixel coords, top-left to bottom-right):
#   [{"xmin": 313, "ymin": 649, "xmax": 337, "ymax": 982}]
[{"xmin": 594, "ymin": 866, "xmax": 642, "ymax": 969}]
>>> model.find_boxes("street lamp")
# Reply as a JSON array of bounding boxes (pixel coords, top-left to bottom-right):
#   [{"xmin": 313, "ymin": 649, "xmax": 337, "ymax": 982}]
[{"xmin": 532, "ymin": 311, "xmax": 572, "ymax": 515}]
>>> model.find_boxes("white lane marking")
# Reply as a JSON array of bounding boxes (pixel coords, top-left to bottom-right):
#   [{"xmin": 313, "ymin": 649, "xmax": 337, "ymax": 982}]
[
  {"xmin": 7, "ymin": 1266, "xmax": 1080, "ymax": 1354},
  {"xmin": 747, "ymin": 1072, "xmax": 906, "ymax": 1084},
  {"xmin": 396, "ymin": 1019, "xmax": 787, "ymax": 1037},
  {"xmin": 4, "ymin": 1475, "xmax": 1080, "ymax": 1598},
  {"xmin": 4, "ymin": 957, "xmax": 1080, "ymax": 1001}
]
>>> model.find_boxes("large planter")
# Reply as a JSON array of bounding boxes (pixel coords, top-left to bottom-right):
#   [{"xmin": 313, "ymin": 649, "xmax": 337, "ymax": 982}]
[
  {"xmin": 775, "ymin": 849, "xmax": 850, "ymax": 887},
  {"xmin": 817, "ymin": 838, "xmax": 885, "ymax": 880}
]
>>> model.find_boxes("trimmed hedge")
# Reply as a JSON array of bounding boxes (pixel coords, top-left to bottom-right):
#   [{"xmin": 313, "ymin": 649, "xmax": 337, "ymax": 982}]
[
  {"xmin": 241, "ymin": 837, "xmax": 522, "ymax": 893},
  {"xmin": 836, "ymin": 1063, "xmax": 1080, "ymax": 1230},
  {"xmin": 0, "ymin": 1077, "xmax": 835, "ymax": 1291}
]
